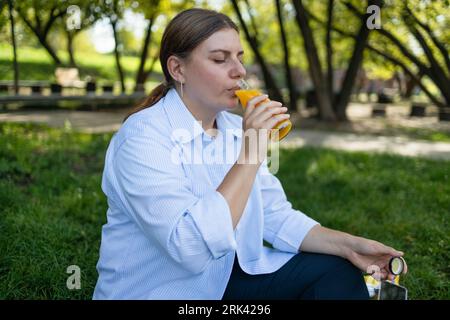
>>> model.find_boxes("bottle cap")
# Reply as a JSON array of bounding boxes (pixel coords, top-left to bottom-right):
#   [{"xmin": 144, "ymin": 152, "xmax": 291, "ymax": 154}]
[{"xmin": 389, "ymin": 257, "xmax": 406, "ymax": 275}]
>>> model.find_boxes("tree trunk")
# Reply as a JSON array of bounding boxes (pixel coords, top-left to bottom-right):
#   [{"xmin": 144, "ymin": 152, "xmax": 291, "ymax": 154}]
[
  {"xmin": 135, "ymin": 15, "xmax": 155, "ymax": 92},
  {"xmin": 230, "ymin": 0, "xmax": 284, "ymax": 104},
  {"xmin": 292, "ymin": 0, "xmax": 336, "ymax": 121},
  {"xmin": 111, "ymin": 19, "xmax": 126, "ymax": 93},
  {"xmin": 140, "ymin": 55, "xmax": 159, "ymax": 87},
  {"xmin": 305, "ymin": 6, "xmax": 448, "ymax": 109},
  {"xmin": 66, "ymin": 30, "xmax": 77, "ymax": 67},
  {"xmin": 326, "ymin": 0, "xmax": 334, "ymax": 103},
  {"xmin": 404, "ymin": 71, "xmax": 423, "ymax": 98},
  {"xmin": 38, "ymin": 35, "xmax": 61, "ymax": 65},
  {"xmin": 8, "ymin": 0, "xmax": 19, "ymax": 94},
  {"xmin": 335, "ymin": 0, "xmax": 383, "ymax": 121},
  {"xmin": 393, "ymin": 72, "xmax": 403, "ymax": 97},
  {"xmin": 275, "ymin": 0, "xmax": 297, "ymax": 112}
]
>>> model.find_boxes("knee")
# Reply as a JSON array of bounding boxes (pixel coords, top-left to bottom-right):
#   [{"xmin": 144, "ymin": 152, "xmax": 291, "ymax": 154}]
[
  {"xmin": 323, "ymin": 257, "xmax": 369, "ymax": 299},
  {"xmin": 301, "ymin": 254, "xmax": 369, "ymax": 300}
]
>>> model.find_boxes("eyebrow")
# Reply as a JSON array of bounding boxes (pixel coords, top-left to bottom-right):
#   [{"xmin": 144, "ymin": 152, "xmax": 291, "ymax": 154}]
[{"xmin": 209, "ymin": 49, "xmax": 244, "ymax": 55}]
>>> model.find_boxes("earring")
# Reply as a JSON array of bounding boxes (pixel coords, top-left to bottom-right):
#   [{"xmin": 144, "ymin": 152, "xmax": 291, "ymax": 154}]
[{"xmin": 180, "ymin": 81, "xmax": 184, "ymax": 98}]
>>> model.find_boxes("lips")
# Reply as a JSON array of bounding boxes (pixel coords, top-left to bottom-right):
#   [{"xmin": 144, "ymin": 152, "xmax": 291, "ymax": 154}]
[{"xmin": 228, "ymin": 85, "xmax": 241, "ymax": 91}]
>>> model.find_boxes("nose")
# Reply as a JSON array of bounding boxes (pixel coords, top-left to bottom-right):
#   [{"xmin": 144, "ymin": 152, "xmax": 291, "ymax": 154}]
[{"xmin": 230, "ymin": 58, "xmax": 246, "ymax": 79}]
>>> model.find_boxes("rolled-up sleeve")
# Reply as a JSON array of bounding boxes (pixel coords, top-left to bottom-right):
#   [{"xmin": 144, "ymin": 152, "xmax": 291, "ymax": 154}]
[
  {"xmin": 259, "ymin": 161, "xmax": 320, "ymax": 253},
  {"xmin": 113, "ymin": 134, "xmax": 236, "ymax": 274}
]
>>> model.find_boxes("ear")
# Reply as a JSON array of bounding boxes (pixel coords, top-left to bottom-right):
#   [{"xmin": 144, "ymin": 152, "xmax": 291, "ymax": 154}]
[{"xmin": 167, "ymin": 55, "xmax": 186, "ymax": 83}]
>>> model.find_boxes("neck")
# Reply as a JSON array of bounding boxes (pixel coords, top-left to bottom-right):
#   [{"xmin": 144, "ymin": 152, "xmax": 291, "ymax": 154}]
[{"xmin": 179, "ymin": 90, "xmax": 218, "ymax": 132}]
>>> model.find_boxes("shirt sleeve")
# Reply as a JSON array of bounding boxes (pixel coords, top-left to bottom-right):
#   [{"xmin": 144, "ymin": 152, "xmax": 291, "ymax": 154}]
[
  {"xmin": 112, "ymin": 134, "xmax": 237, "ymax": 274},
  {"xmin": 258, "ymin": 160, "xmax": 320, "ymax": 253}
]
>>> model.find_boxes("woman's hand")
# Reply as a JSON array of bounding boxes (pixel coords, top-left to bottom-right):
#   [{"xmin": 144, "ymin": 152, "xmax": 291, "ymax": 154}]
[
  {"xmin": 239, "ymin": 94, "xmax": 289, "ymax": 165},
  {"xmin": 300, "ymin": 226, "xmax": 407, "ymax": 281},
  {"xmin": 343, "ymin": 236, "xmax": 408, "ymax": 281}
]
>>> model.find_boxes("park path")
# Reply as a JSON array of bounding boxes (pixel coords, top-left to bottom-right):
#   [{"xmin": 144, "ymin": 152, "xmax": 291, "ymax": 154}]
[{"xmin": 1, "ymin": 109, "xmax": 450, "ymax": 161}]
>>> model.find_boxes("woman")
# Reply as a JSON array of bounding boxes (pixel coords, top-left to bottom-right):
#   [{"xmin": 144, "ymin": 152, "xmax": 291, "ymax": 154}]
[{"xmin": 93, "ymin": 8, "xmax": 406, "ymax": 300}]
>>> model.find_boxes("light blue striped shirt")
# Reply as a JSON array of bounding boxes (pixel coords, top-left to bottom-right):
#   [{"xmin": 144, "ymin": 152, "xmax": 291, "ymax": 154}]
[{"xmin": 93, "ymin": 88, "xmax": 319, "ymax": 300}]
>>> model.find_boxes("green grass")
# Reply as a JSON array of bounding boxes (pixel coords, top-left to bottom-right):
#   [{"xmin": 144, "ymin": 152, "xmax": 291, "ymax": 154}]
[
  {"xmin": 0, "ymin": 122, "xmax": 449, "ymax": 299},
  {"xmin": 394, "ymin": 127, "xmax": 450, "ymax": 143},
  {"xmin": 0, "ymin": 122, "xmax": 111, "ymax": 299}
]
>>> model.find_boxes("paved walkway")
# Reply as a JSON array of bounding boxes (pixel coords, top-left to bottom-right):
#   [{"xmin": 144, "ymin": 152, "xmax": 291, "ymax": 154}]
[
  {"xmin": 1, "ymin": 110, "xmax": 450, "ymax": 161},
  {"xmin": 0, "ymin": 110, "xmax": 124, "ymax": 134},
  {"xmin": 283, "ymin": 129, "xmax": 450, "ymax": 161}
]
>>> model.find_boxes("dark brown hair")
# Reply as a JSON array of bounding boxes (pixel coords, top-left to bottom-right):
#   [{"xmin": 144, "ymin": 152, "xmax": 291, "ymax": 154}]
[{"xmin": 124, "ymin": 8, "xmax": 239, "ymax": 122}]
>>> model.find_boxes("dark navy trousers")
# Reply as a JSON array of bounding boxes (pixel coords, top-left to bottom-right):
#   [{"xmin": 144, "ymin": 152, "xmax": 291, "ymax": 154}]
[{"xmin": 222, "ymin": 252, "xmax": 369, "ymax": 300}]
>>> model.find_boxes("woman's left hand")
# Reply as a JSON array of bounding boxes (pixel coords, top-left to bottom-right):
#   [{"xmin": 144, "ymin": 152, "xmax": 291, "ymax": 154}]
[{"xmin": 344, "ymin": 236, "xmax": 407, "ymax": 281}]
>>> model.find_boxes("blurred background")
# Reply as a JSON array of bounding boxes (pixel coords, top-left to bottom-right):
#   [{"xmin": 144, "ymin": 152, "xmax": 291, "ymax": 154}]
[{"xmin": 0, "ymin": 0, "xmax": 449, "ymax": 299}]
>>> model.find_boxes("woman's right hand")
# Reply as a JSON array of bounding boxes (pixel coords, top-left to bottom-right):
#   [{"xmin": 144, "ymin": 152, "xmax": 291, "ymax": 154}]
[{"xmin": 238, "ymin": 94, "xmax": 290, "ymax": 166}]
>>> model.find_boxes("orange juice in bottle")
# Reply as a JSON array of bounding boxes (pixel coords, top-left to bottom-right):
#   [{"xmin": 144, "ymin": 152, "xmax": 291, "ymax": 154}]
[{"xmin": 234, "ymin": 79, "xmax": 292, "ymax": 141}]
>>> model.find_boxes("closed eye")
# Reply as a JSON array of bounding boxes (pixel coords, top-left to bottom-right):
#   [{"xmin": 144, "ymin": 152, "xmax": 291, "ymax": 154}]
[{"xmin": 213, "ymin": 59, "xmax": 244, "ymax": 65}]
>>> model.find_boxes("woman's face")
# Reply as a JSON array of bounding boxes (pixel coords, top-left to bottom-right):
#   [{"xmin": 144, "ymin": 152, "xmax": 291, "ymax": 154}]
[{"xmin": 182, "ymin": 28, "xmax": 246, "ymax": 112}]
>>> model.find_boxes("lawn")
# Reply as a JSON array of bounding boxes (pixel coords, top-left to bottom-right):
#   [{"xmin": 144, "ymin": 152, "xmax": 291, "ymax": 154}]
[{"xmin": 0, "ymin": 122, "xmax": 448, "ymax": 299}]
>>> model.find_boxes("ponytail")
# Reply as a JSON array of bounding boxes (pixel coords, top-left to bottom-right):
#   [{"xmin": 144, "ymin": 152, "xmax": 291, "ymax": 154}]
[{"xmin": 123, "ymin": 82, "xmax": 172, "ymax": 122}]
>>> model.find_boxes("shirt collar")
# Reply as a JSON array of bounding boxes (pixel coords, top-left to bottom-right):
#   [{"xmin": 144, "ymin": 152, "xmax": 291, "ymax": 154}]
[{"xmin": 163, "ymin": 88, "xmax": 242, "ymax": 144}]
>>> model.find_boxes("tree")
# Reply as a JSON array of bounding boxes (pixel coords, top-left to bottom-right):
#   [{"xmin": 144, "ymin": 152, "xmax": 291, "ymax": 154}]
[
  {"xmin": 293, "ymin": 0, "xmax": 383, "ymax": 121},
  {"xmin": 7, "ymin": 0, "xmax": 19, "ymax": 94},
  {"xmin": 275, "ymin": 0, "xmax": 297, "ymax": 111},
  {"xmin": 134, "ymin": 12, "xmax": 157, "ymax": 91},
  {"xmin": 101, "ymin": 0, "xmax": 126, "ymax": 93},
  {"xmin": 63, "ymin": 0, "xmax": 103, "ymax": 67},
  {"xmin": 132, "ymin": 0, "xmax": 160, "ymax": 92},
  {"xmin": 230, "ymin": 0, "xmax": 285, "ymax": 105},
  {"xmin": 344, "ymin": 0, "xmax": 449, "ymax": 109},
  {"xmin": 15, "ymin": 0, "xmax": 71, "ymax": 65}
]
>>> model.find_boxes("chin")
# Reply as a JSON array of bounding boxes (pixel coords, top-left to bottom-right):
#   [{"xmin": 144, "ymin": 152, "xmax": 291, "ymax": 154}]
[{"xmin": 224, "ymin": 97, "xmax": 239, "ymax": 110}]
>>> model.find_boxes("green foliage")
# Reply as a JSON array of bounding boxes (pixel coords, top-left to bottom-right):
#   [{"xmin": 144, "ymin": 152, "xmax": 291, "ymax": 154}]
[{"xmin": 0, "ymin": 122, "xmax": 449, "ymax": 299}]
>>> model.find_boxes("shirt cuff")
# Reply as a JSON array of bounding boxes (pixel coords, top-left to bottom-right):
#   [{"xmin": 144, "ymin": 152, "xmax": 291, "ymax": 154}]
[
  {"xmin": 187, "ymin": 190, "xmax": 237, "ymax": 259},
  {"xmin": 272, "ymin": 211, "xmax": 320, "ymax": 253}
]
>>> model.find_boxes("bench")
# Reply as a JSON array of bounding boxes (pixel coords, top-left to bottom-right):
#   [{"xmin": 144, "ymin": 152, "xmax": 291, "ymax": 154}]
[
  {"xmin": 409, "ymin": 103, "xmax": 427, "ymax": 117},
  {"xmin": 371, "ymin": 103, "xmax": 386, "ymax": 117},
  {"xmin": 0, "ymin": 92, "xmax": 147, "ymax": 110}
]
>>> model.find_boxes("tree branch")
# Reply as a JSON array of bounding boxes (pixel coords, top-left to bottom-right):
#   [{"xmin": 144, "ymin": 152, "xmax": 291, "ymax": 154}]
[
  {"xmin": 17, "ymin": 10, "xmax": 37, "ymax": 35},
  {"xmin": 43, "ymin": 6, "xmax": 66, "ymax": 38},
  {"xmin": 401, "ymin": 12, "xmax": 450, "ymax": 103},
  {"xmin": 243, "ymin": 0, "xmax": 259, "ymax": 43},
  {"xmin": 368, "ymin": 46, "xmax": 445, "ymax": 108},
  {"xmin": 306, "ymin": 7, "xmax": 446, "ymax": 109},
  {"xmin": 342, "ymin": 1, "xmax": 430, "ymax": 76},
  {"xmin": 405, "ymin": 5, "xmax": 450, "ymax": 75},
  {"xmin": 405, "ymin": 20, "xmax": 450, "ymax": 96}
]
